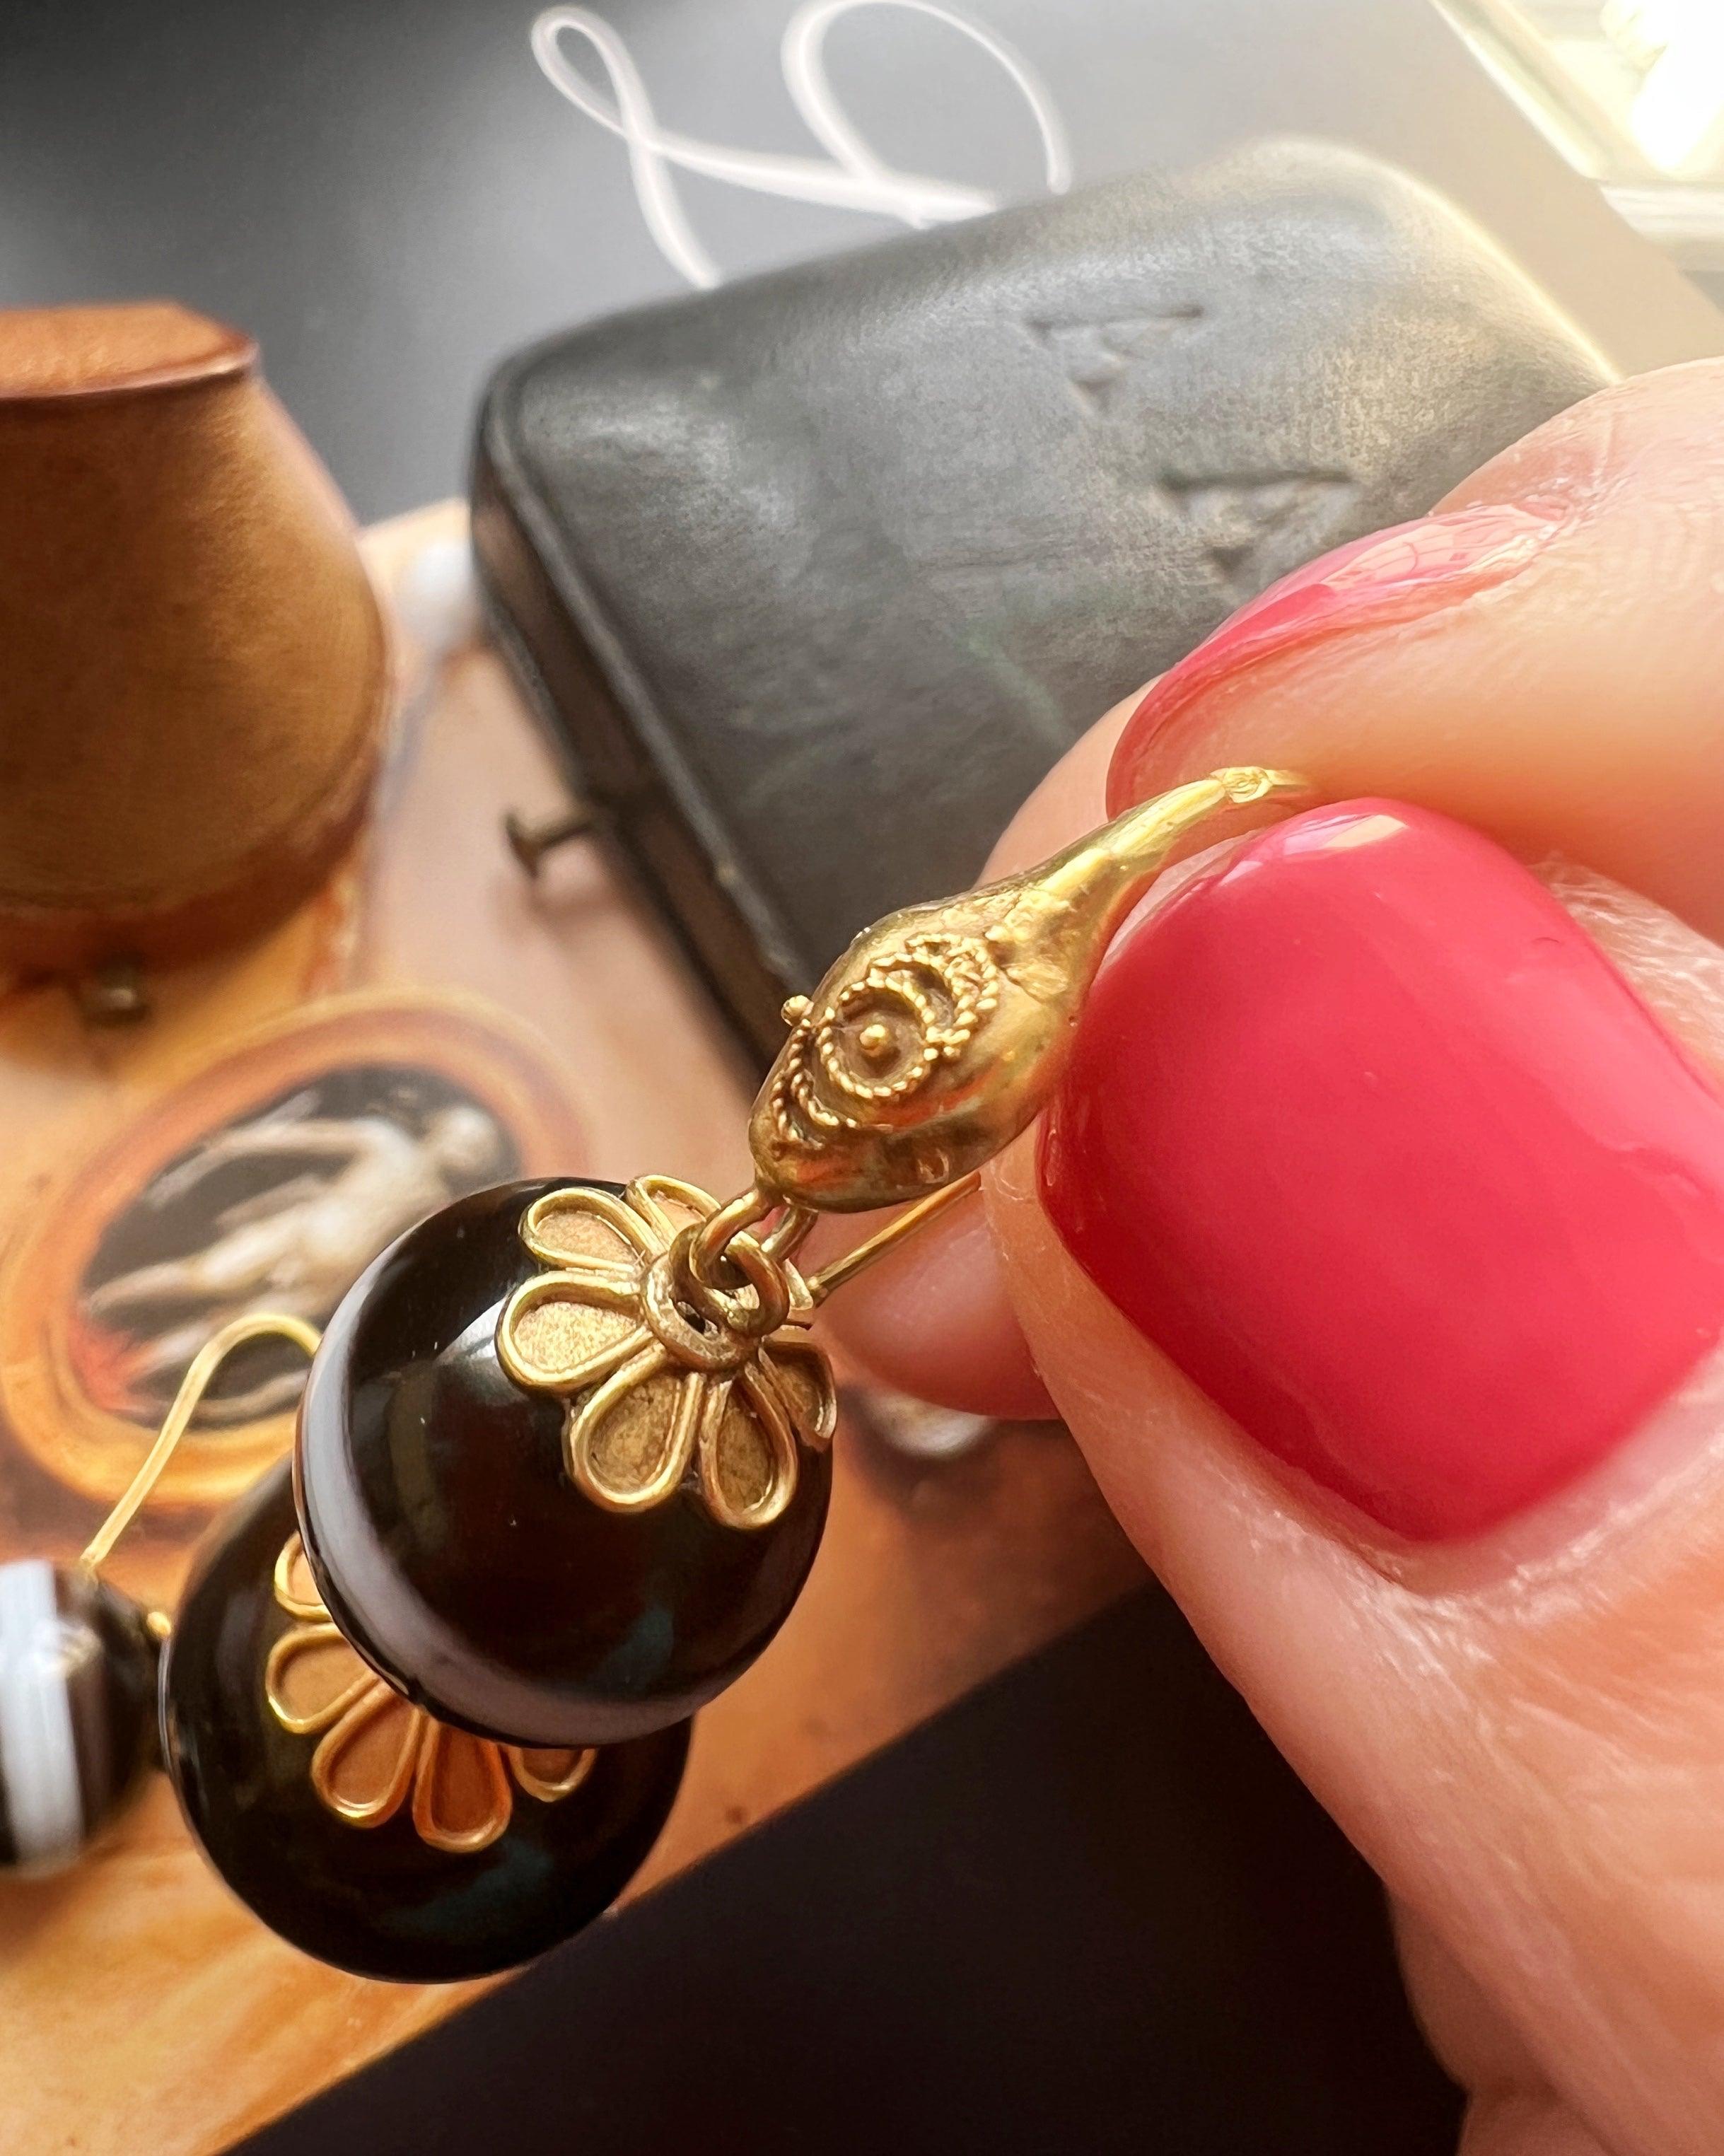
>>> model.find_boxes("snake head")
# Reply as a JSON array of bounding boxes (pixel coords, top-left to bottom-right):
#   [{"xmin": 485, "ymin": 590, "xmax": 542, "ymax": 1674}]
[
  {"xmin": 749, "ymin": 769, "xmax": 1310, "ymax": 1212},
  {"xmin": 751, "ymin": 913, "xmax": 1027, "ymax": 1211}
]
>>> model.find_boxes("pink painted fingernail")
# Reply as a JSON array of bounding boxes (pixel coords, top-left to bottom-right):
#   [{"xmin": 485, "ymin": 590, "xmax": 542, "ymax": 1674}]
[
  {"xmin": 1040, "ymin": 800, "xmax": 1724, "ymax": 1542},
  {"xmin": 1107, "ymin": 504, "xmax": 1560, "ymax": 816}
]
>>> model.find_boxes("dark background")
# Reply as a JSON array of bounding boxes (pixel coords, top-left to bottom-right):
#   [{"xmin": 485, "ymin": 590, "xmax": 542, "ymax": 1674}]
[
  {"xmin": 4, "ymin": 1, "xmax": 1718, "ymax": 2145},
  {"xmin": 238, "ymin": 1587, "xmax": 1461, "ymax": 2156},
  {"xmin": 4, "ymin": 0, "xmax": 1716, "ymax": 518}
]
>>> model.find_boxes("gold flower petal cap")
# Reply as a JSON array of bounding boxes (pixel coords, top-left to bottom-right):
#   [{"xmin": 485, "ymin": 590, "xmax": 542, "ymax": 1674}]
[
  {"xmin": 496, "ymin": 1177, "xmax": 835, "ymax": 1530},
  {"xmin": 264, "ymin": 1536, "xmax": 593, "ymax": 1854}
]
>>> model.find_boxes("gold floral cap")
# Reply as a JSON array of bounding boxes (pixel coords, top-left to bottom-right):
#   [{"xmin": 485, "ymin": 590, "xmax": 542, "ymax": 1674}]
[
  {"xmin": 495, "ymin": 1177, "xmax": 836, "ymax": 1531},
  {"xmin": 263, "ymin": 1534, "xmax": 593, "ymax": 1855}
]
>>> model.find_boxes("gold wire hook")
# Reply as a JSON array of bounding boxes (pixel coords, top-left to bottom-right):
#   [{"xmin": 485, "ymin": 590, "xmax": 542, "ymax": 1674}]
[
  {"xmin": 801, "ymin": 1172, "xmax": 982, "ymax": 1305},
  {"xmin": 79, "ymin": 1312, "xmax": 322, "ymax": 1575}
]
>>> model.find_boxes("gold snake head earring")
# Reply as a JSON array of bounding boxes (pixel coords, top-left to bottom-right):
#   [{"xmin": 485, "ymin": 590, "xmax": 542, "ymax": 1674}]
[{"xmin": 751, "ymin": 769, "xmax": 1307, "ymax": 1212}]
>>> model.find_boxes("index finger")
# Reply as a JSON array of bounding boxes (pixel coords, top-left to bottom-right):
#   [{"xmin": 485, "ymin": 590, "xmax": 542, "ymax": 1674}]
[{"xmin": 825, "ymin": 359, "xmax": 1724, "ymax": 1408}]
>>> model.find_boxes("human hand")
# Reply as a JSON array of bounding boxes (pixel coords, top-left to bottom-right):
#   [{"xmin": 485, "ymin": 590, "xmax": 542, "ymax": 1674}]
[{"xmin": 827, "ymin": 361, "xmax": 1724, "ymax": 2155}]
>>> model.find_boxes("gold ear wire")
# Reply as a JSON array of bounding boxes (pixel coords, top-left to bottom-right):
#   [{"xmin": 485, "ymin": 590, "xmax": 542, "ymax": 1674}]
[
  {"xmin": 800, "ymin": 1170, "xmax": 983, "ymax": 1305},
  {"xmin": 80, "ymin": 1312, "xmax": 322, "ymax": 1575}
]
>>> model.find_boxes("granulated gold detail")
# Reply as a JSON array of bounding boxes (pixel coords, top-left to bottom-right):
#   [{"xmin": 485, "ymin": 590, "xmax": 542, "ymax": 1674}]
[
  {"xmin": 789, "ymin": 931, "xmax": 1001, "ymax": 1129},
  {"xmin": 264, "ymin": 1534, "xmax": 594, "ymax": 1854},
  {"xmin": 752, "ymin": 767, "xmax": 1308, "ymax": 1211}
]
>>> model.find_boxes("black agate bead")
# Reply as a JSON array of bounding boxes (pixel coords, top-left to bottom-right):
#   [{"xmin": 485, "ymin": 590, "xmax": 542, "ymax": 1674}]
[
  {"xmin": 161, "ymin": 1462, "xmax": 688, "ymax": 1983},
  {"xmin": 293, "ymin": 1180, "xmax": 831, "ymax": 1747},
  {"xmin": 0, "ymin": 1558, "xmax": 155, "ymax": 1871}
]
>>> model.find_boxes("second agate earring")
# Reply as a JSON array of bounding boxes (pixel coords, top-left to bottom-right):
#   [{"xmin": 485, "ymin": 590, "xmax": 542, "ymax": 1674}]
[
  {"xmin": 154, "ymin": 1321, "xmax": 688, "ymax": 1982},
  {"xmin": 0, "ymin": 1314, "xmax": 687, "ymax": 1981}
]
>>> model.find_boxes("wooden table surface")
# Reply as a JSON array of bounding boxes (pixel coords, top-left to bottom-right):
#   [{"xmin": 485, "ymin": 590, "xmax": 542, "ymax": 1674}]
[{"xmin": 0, "ymin": 503, "xmax": 1138, "ymax": 2156}]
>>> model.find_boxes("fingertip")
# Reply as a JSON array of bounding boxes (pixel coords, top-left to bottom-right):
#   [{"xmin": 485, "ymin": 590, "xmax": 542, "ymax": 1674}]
[
  {"xmin": 1102, "ymin": 358, "xmax": 1724, "ymax": 938},
  {"xmin": 813, "ymin": 1196, "xmax": 1058, "ymax": 1421},
  {"xmin": 810, "ymin": 695, "xmax": 1134, "ymax": 1422}
]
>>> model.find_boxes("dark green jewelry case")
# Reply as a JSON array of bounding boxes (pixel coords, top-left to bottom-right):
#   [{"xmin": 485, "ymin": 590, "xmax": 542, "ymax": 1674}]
[{"xmin": 471, "ymin": 139, "xmax": 1607, "ymax": 1061}]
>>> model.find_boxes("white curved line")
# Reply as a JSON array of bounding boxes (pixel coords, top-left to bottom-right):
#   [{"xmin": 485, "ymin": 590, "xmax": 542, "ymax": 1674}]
[
  {"xmin": 530, "ymin": 0, "xmax": 1071, "ymax": 289},
  {"xmin": 532, "ymin": 8, "xmax": 996, "ymax": 219},
  {"xmin": 781, "ymin": 0, "xmax": 1071, "ymax": 222},
  {"xmin": 532, "ymin": 7, "xmax": 723, "ymax": 287}
]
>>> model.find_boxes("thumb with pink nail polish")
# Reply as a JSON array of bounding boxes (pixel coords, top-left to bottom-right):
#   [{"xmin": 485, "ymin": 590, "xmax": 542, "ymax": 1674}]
[{"xmin": 826, "ymin": 361, "xmax": 1724, "ymax": 2155}]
